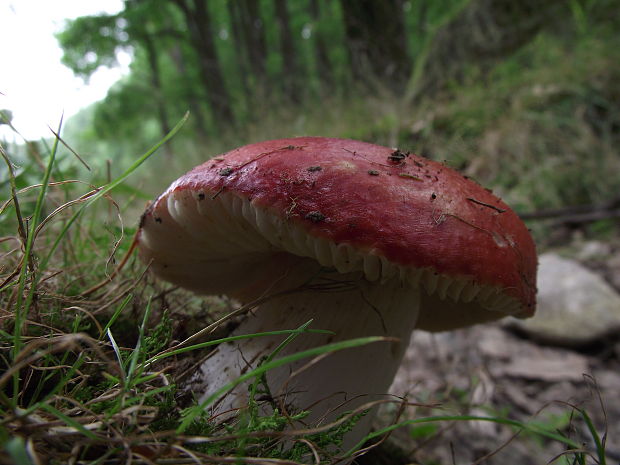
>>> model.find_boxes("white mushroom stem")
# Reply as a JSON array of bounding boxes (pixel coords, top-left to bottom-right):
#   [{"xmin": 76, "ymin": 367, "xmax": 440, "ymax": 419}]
[{"xmin": 189, "ymin": 264, "xmax": 420, "ymax": 449}]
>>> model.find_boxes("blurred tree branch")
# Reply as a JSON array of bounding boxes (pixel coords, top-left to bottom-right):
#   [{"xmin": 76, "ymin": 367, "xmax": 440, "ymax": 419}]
[{"xmin": 520, "ymin": 196, "xmax": 620, "ymax": 224}]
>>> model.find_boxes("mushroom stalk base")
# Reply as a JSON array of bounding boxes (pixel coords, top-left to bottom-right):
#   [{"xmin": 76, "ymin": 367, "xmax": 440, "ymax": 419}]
[{"xmin": 188, "ymin": 270, "xmax": 420, "ymax": 452}]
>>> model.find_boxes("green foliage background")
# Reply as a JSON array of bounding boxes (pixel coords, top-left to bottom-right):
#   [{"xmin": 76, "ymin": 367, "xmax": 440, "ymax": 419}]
[{"xmin": 45, "ymin": 0, "xmax": 620, "ymax": 228}]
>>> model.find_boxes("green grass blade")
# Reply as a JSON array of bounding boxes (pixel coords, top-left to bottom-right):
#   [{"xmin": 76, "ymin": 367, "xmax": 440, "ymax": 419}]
[
  {"xmin": 125, "ymin": 298, "xmax": 152, "ymax": 386},
  {"xmin": 38, "ymin": 402, "xmax": 100, "ymax": 441},
  {"xmin": 176, "ymin": 335, "xmax": 389, "ymax": 433},
  {"xmin": 145, "ymin": 327, "xmax": 333, "ymax": 366},
  {"xmin": 4, "ymin": 436, "xmax": 34, "ymax": 465},
  {"xmin": 12, "ymin": 118, "xmax": 63, "ymax": 359},
  {"xmin": 131, "ymin": 373, "xmax": 160, "ymax": 386},
  {"xmin": 10, "ymin": 118, "xmax": 63, "ymax": 404},
  {"xmin": 264, "ymin": 320, "xmax": 313, "ymax": 365},
  {"xmin": 579, "ymin": 408, "xmax": 606, "ymax": 465},
  {"xmin": 40, "ymin": 353, "xmax": 86, "ymax": 404},
  {"xmin": 0, "ymin": 145, "xmax": 28, "ymax": 243},
  {"xmin": 343, "ymin": 414, "xmax": 583, "ymax": 458},
  {"xmin": 107, "ymin": 328, "xmax": 126, "ymax": 383},
  {"xmin": 100, "ymin": 293, "xmax": 133, "ymax": 339},
  {"xmin": 27, "ymin": 352, "xmax": 86, "ymax": 408},
  {"xmin": 112, "ymin": 384, "xmax": 173, "ymax": 409},
  {"xmin": 246, "ymin": 320, "xmax": 315, "ymax": 422}
]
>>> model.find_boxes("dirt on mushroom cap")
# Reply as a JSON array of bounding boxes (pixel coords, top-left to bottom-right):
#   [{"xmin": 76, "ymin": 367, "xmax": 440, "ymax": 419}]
[{"xmin": 153, "ymin": 137, "xmax": 536, "ymax": 314}]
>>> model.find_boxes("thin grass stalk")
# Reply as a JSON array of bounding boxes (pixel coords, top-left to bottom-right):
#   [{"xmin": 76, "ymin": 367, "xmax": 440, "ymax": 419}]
[
  {"xmin": 11, "ymin": 118, "xmax": 63, "ymax": 404},
  {"xmin": 100, "ymin": 294, "xmax": 133, "ymax": 338},
  {"xmin": 144, "ymin": 327, "xmax": 333, "ymax": 366},
  {"xmin": 36, "ymin": 353, "xmax": 86, "ymax": 406},
  {"xmin": 125, "ymin": 297, "xmax": 153, "ymax": 386},
  {"xmin": 579, "ymin": 408, "xmax": 607, "ymax": 465},
  {"xmin": 39, "ymin": 112, "xmax": 189, "ymax": 275},
  {"xmin": 0, "ymin": 145, "xmax": 28, "ymax": 244}
]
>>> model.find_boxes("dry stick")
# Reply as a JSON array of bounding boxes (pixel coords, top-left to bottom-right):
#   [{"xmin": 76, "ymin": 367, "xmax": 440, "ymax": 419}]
[
  {"xmin": 16, "ymin": 403, "xmax": 113, "ymax": 434},
  {"xmin": 519, "ymin": 196, "xmax": 620, "ymax": 223},
  {"xmin": 169, "ymin": 444, "xmax": 204, "ymax": 464},
  {"xmin": 49, "ymin": 396, "xmax": 132, "ymax": 444},
  {"xmin": 529, "ymin": 208, "xmax": 620, "ymax": 225}
]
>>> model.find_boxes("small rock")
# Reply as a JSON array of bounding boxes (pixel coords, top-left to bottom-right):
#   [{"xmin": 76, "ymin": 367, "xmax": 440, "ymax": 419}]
[
  {"xmin": 509, "ymin": 253, "xmax": 620, "ymax": 346},
  {"xmin": 576, "ymin": 240, "xmax": 612, "ymax": 261},
  {"xmin": 497, "ymin": 352, "xmax": 588, "ymax": 382},
  {"xmin": 593, "ymin": 368, "xmax": 620, "ymax": 392},
  {"xmin": 608, "ymin": 253, "xmax": 620, "ymax": 291},
  {"xmin": 479, "ymin": 327, "xmax": 590, "ymax": 382}
]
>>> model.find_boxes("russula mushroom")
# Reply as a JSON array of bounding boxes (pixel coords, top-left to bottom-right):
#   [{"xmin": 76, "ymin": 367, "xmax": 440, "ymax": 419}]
[{"xmin": 137, "ymin": 137, "xmax": 536, "ymax": 447}]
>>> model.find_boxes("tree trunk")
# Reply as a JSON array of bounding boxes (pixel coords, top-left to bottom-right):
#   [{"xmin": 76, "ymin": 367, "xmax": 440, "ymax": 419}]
[
  {"xmin": 237, "ymin": 0, "xmax": 268, "ymax": 93},
  {"xmin": 168, "ymin": 44, "xmax": 209, "ymax": 142},
  {"xmin": 172, "ymin": 0, "xmax": 235, "ymax": 127},
  {"xmin": 141, "ymin": 32, "xmax": 173, "ymax": 152},
  {"xmin": 409, "ymin": 0, "xmax": 568, "ymax": 104},
  {"xmin": 274, "ymin": 0, "xmax": 301, "ymax": 103},
  {"xmin": 416, "ymin": 1, "xmax": 429, "ymax": 42},
  {"xmin": 227, "ymin": 1, "xmax": 252, "ymax": 105},
  {"xmin": 339, "ymin": 0, "xmax": 410, "ymax": 92},
  {"xmin": 309, "ymin": 0, "xmax": 333, "ymax": 93}
]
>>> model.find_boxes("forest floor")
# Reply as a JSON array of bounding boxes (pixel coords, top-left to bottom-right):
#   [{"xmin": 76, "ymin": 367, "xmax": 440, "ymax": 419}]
[
  {"xmin": 364, "ymin": 239, "xmax": 620, "ymax": 465},
  {"xmin": 375, "ymin": 323, "xmax": 620, "ymax": 464}
]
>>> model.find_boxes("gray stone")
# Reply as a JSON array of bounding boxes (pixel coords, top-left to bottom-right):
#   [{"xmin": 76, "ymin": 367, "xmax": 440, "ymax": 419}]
[
  {"xmin": 509, "ymin": 253, "xmax": 620, "ymax": 346},
  {"xmin": 575, "ymin": 240, "xmax": 613, "ymax": 261}
]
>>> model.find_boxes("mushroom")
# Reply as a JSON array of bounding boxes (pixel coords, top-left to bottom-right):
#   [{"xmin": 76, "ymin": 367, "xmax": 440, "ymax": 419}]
[{"xmin": 137, "ymin": 137, "xmax": 537, "ymax": 448}]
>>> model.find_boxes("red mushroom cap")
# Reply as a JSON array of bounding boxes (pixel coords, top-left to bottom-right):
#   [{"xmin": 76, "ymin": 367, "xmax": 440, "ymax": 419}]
[{"xmin": 138, "ymin": 137, "xmax": 537, "ymax": 331}]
